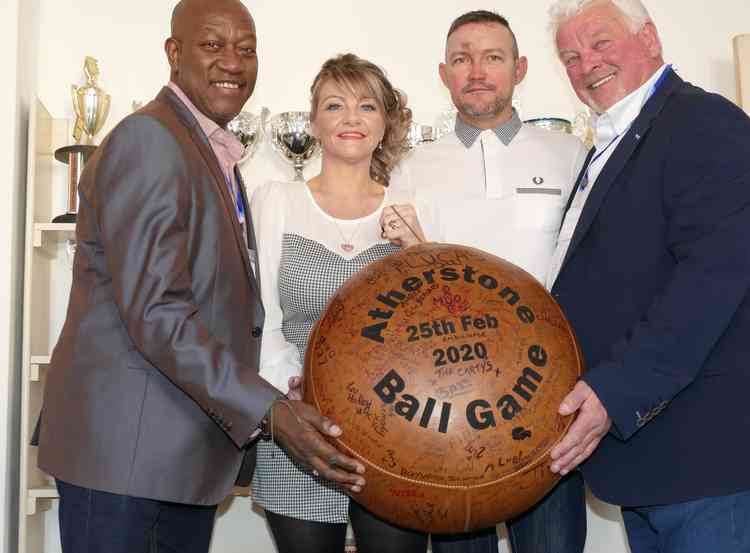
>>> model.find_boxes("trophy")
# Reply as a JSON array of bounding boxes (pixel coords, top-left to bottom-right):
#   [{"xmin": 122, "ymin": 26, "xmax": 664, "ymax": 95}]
[
  {"xmin": 406, "ymin": 121, "xmax": 439, "ymax": 149},
  {"xmin": 265, "ymin": 111, "xmax": 320, "ymax": 181},
  {"xmin": 227, "ymin": 108, "xmax": 266, "ymax": 164},
  {"xmin": 523, "ymin": 117, "xmax": 573, "ymax": 134},
  {"xmin": 435, "ymin": 104, "xmax": 457, "ymax": 139},
  {"xmin": 53, "ymin": 56, "xmax": 111, "ymax": 223},
  {"xmin": 572, "ymin": 111, "xmax": 594, "ymax": 149}
]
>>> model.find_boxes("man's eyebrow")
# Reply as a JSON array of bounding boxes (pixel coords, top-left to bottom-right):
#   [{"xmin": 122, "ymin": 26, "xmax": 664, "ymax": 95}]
[
  {"xmin": 197, "ymin": 23, "xmax": 256, "ymax": 37},
  {"xmin": 448, "ymin": 46, "xmax": 507, "ymax": 58}
]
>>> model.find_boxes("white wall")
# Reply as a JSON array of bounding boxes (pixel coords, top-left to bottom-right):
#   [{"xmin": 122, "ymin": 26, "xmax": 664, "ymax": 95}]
[
  {"xmin": 17, "ymin": 1, "xmax": 750, "ymax": 552},
  {"xmin": 2, "ymin": 0, "xmax": 39, "ymax": 552}
]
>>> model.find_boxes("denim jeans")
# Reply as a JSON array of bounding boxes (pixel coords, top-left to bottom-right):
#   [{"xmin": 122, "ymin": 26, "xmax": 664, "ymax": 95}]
[
  {"xmin": 507, "ymin": 472, "xmax": 586, "ymax": 553},
  {"xmin": 431, "ymin": 472, "xmax": 586, "ymax": 553},
  {"xmin": 621, "ymin": 489, "xmax": 750, "ymax": 553},
  {"xmin": 56, "ymin": 479, "xmax": 217, "ymax": 553},
  {"xmin": 431, "ymin": 528, "xmax": 499, "ymax": 553}
]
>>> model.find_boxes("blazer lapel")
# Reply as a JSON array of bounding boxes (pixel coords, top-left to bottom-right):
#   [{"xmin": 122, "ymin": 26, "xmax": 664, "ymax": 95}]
[
  {"xmin": 560, "ymin": 70, "xmax": 684, "ymax": 270},
  {"xmin": 159, "ymin": 88, "xmax": 257, "ymax": 287}
]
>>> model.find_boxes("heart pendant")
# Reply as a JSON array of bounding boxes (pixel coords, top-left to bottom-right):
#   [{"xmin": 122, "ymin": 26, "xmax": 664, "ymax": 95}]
[{"xmin": 341, "ymin": 243, "xmax": 354, "ymax": 252}]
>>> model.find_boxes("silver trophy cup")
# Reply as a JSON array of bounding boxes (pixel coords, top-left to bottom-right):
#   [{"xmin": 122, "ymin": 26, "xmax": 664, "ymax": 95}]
[
  {"xmin": 227, "ymin": 109, "xmax": 264, "ymax": 164},
  {"xmin": 523, "ymin": 117, "xmax": 573, "ymax": 134},
  {"xmin": 265, "ymin": 111, "xmax": 320, "ymax": 181}
]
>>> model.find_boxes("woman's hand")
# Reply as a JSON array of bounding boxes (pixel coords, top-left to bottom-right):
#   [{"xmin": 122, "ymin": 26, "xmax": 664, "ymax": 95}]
[
  {"xmin": 287, "ymin": 376, "xmax": 304, "ymax": 401},
  {"xmin": 380, "ymin": 204, "xmax": 425, "ymax": 248}
]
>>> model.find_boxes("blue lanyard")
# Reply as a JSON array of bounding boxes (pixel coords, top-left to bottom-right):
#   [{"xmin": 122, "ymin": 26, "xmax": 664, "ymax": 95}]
[
  {"xmin": 225, "ymin": 172, "xmax": 245, "ymax": 226},
  {"xmin": 579, "ymin": 136, "xmax": 618, "ymax": 191},
  {"xmin": 579, "ymin": 65, "xmax": 672, "ymax": 192}
]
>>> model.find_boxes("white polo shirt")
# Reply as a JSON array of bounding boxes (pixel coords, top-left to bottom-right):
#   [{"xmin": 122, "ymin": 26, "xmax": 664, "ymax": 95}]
[{"xmin": 391, "ymin": 112, "xmax": 587, "ymax": 285}]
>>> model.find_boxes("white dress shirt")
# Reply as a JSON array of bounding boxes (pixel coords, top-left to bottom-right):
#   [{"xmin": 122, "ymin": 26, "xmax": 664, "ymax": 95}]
[{"xmin": 545, "ymin": 64, "xmax": 669, "ymax": 289}]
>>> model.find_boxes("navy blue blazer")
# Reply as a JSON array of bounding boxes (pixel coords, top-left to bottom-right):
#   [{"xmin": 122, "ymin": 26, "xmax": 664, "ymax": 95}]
[{"xmin": 552, "ymin": 69, "xmax": 750, "ymax": 506}]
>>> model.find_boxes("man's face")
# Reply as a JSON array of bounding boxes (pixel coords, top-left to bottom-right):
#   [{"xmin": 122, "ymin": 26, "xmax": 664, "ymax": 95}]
[
  {"xmin": 439, "ymin": 22, "xmax": 527, "ymax": 128},
  {"xmin": 556, "ymin": 2, "xmax": 663, "ymax": 113},
  {"xmin": 165, "ymin": 1, "xmax": 257, "ymax": 127}
]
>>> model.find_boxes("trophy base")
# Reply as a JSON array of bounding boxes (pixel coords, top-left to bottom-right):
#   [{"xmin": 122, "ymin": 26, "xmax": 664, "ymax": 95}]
[
  {"xmin": 54, "ymin": 144, "xmax": 97, "ymax": 164},
  {"xmin": 52, "ymin": 213, "xmax": 76, "ymax": 224}
]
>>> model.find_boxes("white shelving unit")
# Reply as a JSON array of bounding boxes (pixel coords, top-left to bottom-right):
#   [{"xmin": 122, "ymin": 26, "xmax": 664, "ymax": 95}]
[{"xmin": 18, "ymin": 99, "xmax": 72, "ymax": 553}]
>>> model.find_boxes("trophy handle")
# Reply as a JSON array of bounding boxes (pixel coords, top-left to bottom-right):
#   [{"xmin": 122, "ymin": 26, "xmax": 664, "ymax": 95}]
[
  {"xmin": 70, "ymin": 85, "xmax": 86, "ymax": 143},
  {"xmin": 71, "ymin": 85, "xmax": 82, "ymax": 119},
  {"xmin": 260, "ymin": 106, "xmax": 270, "ymax": 139}
]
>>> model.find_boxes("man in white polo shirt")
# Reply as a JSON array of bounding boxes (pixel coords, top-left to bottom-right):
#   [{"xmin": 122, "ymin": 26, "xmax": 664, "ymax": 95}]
[{"xmin": 387, "ymin": 9, "xmax": 588, "ymax": 553}]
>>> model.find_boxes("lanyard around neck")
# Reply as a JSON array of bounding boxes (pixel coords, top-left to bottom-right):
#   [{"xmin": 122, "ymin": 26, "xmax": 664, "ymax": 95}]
[{"xmin": 578, "ymin": 65, "xmax": 672, "ymax": 192}]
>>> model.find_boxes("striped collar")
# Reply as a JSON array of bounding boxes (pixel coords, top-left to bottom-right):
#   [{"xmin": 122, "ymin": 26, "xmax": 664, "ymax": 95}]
[{"xmin": 454, "ymin": 109, "xmax": 522, "ymax": 149}]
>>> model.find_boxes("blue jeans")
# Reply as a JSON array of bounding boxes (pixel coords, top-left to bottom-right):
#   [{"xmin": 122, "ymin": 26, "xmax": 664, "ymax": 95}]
[
  {"xmin": 431, "ymin": 472, "xmax": 586, "ymax": 553},
  {"xmin": 431, "ymin": 528, "xmax": 498, "ymax": 553},
  {"xmin": 621, "ymin": 490, "xmax": 750, "ymax": 553},
  {"xmin": 56, "ymin": 479, "xmax": 217, "ymax": 553},
  {"xmin": 508, "ymin": 472, "xmax": 586, "ymax": 553}
]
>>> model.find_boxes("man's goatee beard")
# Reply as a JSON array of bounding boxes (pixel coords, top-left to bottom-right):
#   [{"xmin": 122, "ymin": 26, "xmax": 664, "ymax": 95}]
[{"xmin": 459, "ymin": 99, "xmax": 508, "ymax": 119}]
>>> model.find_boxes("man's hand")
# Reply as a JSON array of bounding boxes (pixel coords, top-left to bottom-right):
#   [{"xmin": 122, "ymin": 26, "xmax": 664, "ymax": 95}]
[
  {"xmin": 550, "ymin": 380, "xmax": 611, "ymax": 475},
  {"xmin": 286, "ymin": 376, "xmax": 303, "ymax": 401},
  {"xmin": 271, "ymin": 399, "xmax": 366, "ymax": 493}
]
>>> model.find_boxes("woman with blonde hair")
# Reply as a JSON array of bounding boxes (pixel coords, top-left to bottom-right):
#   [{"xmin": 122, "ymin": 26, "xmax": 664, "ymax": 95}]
[{"xmin": 250, "ymin": 53, "xmax": 427, "ymax": 553}]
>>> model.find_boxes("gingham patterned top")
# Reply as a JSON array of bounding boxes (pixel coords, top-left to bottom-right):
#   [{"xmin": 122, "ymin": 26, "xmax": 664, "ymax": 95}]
[{"xmin": 248, "ymin": 180, "xmax": 410, "ymax": 522}]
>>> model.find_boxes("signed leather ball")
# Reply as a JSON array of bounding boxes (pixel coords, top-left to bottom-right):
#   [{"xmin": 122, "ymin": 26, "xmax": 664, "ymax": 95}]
[{"xmin": 304, "ymin": 243, "xmax": 583, "ymax": 533}]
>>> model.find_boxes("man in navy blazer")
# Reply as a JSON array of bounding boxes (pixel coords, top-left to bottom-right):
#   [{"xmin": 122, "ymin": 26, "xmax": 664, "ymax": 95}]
[{"xmin": 545, "ymin": 1, "xmax": 750, "ymax": 551}]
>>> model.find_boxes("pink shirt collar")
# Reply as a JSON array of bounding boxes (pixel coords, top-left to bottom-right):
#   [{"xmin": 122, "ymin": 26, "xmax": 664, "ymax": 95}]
[{"xmin": 167, "ymin": 82, "xmax": 244, "ymax": 179}]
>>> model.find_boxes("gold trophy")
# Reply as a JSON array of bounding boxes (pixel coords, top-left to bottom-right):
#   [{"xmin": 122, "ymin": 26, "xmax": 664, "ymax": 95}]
[{"xmin": 53, "ymin": 56, "xmax": 111, "ymax": 222}]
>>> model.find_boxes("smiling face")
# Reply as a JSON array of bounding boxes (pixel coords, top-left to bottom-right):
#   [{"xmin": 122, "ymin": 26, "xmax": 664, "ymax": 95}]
[
  {"xmin": 556, "ymin": 1, "xmax": 663, "ymax": 113},
  {"xmin": 311, "ymin": 79, "xmax": 386, "ymax": 166},
  {"xmin": 439, "ymin": 22, "xmax": 527, "ymax": 129},
  {"xmin": 165, "ymin": 0, "xmax": 257, "ymax": 127}
]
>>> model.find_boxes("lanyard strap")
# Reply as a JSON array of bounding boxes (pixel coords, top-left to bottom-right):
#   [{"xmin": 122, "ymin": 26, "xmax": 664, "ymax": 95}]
[
  {"xmin": 225, "ymin": 171, "xmax": 246, "ymax": 228},
  {"xmin": 579, "ymin": 136, "xmax": 618, "ymax": 191},
  {"xmin": 578, "ymin": 65, "xmax": 672, "ymax": 192}
]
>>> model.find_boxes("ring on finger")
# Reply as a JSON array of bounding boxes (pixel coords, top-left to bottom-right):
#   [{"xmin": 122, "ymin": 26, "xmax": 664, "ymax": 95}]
[{"xmin": 312, "ymin": 469, "xmax": 320, "ymax": 477}]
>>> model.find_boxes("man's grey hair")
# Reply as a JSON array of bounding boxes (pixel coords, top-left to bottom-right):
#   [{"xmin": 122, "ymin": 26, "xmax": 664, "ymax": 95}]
[{"xmin": 548, "ymin": 0, "xmax": 652, "ymax": 37}]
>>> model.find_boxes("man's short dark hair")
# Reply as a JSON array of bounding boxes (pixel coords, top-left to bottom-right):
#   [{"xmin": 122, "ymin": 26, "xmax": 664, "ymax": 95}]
[{"xmin": 446, "ymin": 10, "xmax": 519, "ymax": 60}]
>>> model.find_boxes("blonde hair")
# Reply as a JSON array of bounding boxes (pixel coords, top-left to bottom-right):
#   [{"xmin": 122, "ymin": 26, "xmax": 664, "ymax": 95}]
[{"xmin": 310, "ymin": 53, "xmax": 412, "ymax": 186}]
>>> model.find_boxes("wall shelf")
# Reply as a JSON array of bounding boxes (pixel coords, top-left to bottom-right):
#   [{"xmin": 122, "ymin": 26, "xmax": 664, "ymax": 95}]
[
  {"xmin": 26, "ymin": 487, "xmax": 58, "ymax": 516},
  {"xmin": 29, "ymin": 356, "xmax": 50, "ymax": 382},
  {"xmin": 32, "ymin": 223, "xmax": 75, "ymax": 248}
]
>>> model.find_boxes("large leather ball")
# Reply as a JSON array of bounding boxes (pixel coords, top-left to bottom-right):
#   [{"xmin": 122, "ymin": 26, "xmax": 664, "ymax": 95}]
[{"xmin": 304, "ymin": 243, "xmax": 582, "ymax": 534}]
